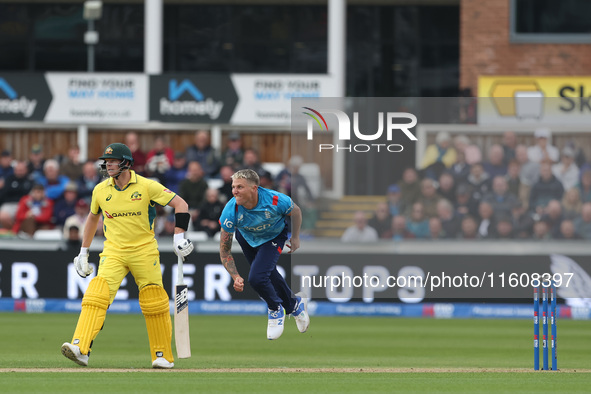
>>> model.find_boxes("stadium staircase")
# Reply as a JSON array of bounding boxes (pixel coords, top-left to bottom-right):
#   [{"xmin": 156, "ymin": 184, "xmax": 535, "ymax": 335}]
[{"xmin": 312, "ymin": 195, "xmax": 386, "ymax": 238}]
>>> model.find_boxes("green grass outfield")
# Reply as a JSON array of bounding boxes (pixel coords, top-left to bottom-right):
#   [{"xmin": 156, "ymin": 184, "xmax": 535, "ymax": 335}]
[{"xmin": 0, "ymin": 313, "xmax": 589, "ymax": 393}]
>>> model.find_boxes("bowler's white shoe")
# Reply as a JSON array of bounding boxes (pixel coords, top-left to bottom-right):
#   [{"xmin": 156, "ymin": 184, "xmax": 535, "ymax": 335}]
[
  {"xmin": 267, "ymin": 306, "xmax": 285, "ymax": 340},
  {"xmin": 61, "ymin": 342, "xmax": 89, "ymax": 366},
  {"xmin": 152, "ymin": 357, "xmax": 174, "ymax": 369},
  {"xmin": 292, "ymin": 292, "xmax": 310, "ymax": 333}
]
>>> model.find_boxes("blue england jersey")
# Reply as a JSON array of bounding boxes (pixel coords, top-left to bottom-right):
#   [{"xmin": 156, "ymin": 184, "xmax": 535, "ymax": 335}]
[{"xmin": 219, "ymin": 187, "xmax": 294, "ymax": 247}]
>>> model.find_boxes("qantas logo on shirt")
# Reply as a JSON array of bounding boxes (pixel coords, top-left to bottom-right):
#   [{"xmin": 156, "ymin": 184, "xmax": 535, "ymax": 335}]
[{"xmin": 104, "ymin": 210, "xmax": 142, "ymax": 218}]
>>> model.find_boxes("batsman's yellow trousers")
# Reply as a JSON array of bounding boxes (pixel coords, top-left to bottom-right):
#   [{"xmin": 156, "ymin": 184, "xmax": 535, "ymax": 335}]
[{"xmin": 97, "ymin": 252, "xmax": 163, "ymax": 303}]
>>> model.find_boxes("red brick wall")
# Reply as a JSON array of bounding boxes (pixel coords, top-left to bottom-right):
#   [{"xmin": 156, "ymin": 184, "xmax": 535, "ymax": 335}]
[{"xmin": 460, "ymin": 0, "xmax": 591, "ymax": 95}]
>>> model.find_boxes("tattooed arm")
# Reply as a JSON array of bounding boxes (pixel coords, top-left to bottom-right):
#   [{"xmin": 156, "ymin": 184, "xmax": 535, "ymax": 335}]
[{"xmin": 219, "ymin": 229, "xmax": 244, "ymax": 292}]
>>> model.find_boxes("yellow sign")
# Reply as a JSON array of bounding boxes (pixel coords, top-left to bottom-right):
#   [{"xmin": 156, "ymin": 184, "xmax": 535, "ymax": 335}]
[{"xmin": 478, "ymin": 76, "xmax": 591, "ymax": 124}]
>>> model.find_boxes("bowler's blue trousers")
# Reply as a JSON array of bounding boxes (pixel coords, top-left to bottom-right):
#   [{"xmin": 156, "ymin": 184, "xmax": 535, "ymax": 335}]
[{"xmin": 235, "ymin": 225, "xmax": 296, "ymax": 313}]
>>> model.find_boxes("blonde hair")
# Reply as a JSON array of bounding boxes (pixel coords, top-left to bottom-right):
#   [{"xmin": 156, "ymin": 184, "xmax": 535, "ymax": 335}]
[{"xmin": 231, "ymin": 169, "xmax": 260, "ymax": 186}]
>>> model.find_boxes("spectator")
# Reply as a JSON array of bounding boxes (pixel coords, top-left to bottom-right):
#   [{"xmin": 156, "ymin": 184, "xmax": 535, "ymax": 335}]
[
  {"xmin": 501, "ymin": 130, "xmax": 518, "ymax": 165},
  {"xmin": 341, "ymin": 211, "xmax": 378, "ymax": 242},
  {"xmin": 453, "ymin": 134, "xmax": 481, "ymax": 166},
  {"xmin": 466, "ymin": 162, "xmax": 491, "ymax": 201},
  {"xmin": 476, "ymin": 201, "xmax": 496, "ymax": 239},
  {"xmin": 391, "ymin": 215, "xmax": 409, "ymax": 241},
  {"xmin": 386, "ymin": 184, "xmax": 402, "ymax": 216},
  {"xmin": 36, "ymin": 159, "xmax": 70, "ymax": 201},
  {"xmin": 185, "ymin": 130, "xmax": 220, "ymax": 179},
  {"xmin": 541, "ymin": 200, "xmax": 563, "ymax": 238},
  {"xmin": 63, "ymin": 224, "xmax": 82, "ymax": 251},
  {"xmin": 63, "ymin": 199, "xmax": 90, "ymax": 240},
  {"xmin": 145, "ymin": 136, "xmax": 174, "ymax": 183},
  {"xmin": 428, "ymin": 217, "xmax": 444, "ymax": 240},
  {"xmin": 0, "ymin": 161, "xmax": 34, "ymax": 231},
  {"xmin": 217, "ymin": 165, "xmax": 234, "ymax": 203},
  {"xmin": 163, "ymin": 152, "xmax": 188, "ymax": 194},
  {"xmin": 405, "ymin": 202, "xmax": 430, "ymax": 239},
  {"xmin": 482, "ymin": 144, "xmax": 507, "ymax": 178},
  {"xmin": 527, "ymin": 128, "xmax": 559, "ymax": 163},
  {"xmin": 242, "ymin": 148, "xmax": 266, "ymax": 177},
  {"xmin": 436, "ymin": 199, "xmax": 461, "ymax": 239},
  {"xmin": 532, "ymin": 220, "xmax": 551, "ymax": 241},
  {"xmin": 417, "ymin": 178, "xmax": 442, "ymax": 218},
  {"xmin": 552, "ymin": 147, "xmax": 579, "ymax": 191},
  {"xmin": 511, "ymin": 201, "xmax": 534, "ymax": 239},
  {"xmin": 398, "ymin": 167, "xmax": 421, "ymax": 214},
  {"xmin": 566, "ymin": 140, "xmax": 588, "ymax": 168},
  {"xmin": 437, "ymin": 172, "xmax": 456, "ymax": 202},
  {"xmin": 454, "ymin": 183, "xmax": 479, "ymax": 219},
  {"xmin": 76, "ymin": 161, "xmax": 101, "ymax": 203},
  {"xmin": 368, "ymin": 202, "xmax": 393, "ymax": 239},
  {"xmin": 13, "ymin": 184, "xmax": 54, "ymax": 237},
  {"xmin": 179, "ymin": 161, "xmax": 208, "ymax": 223},
  {"xmin": 483, "ymin": 176, "xmax": 519, "ymax": 218},
  {"xmin": 561, "ymin": 188, "xmax": 583, "ymax": 220},
  {"xmin": 195, "ymin": 188, "xmax": 224, "ymax": 237},
  {"xmin": 516, "ymin": 144, "xmax": 540, "ymax": 209},
  {"xmin": 259, "ymin": 171, "xmax": 276, "ymax": 190},
  {"xmin": 505, "ymin": 159, "xmax": 521, "ymax": 198},
  {"xmin": 529, "ymin": 161, "xmax": 564, "ymax": 215},
  {"xmin": 573, "ymin": 202, "xmax": 591, "ymax": 239},
  {"xmin": 420, "ymin": 131, "xmax": 457, "ymax": 180},
  {"xmin": 53, "ymin": 182, "xmax": 79, "ymax": 227},
  {"xmin": 558, "ymin": 220, "xmax": 582, "ymax": 240},
  {"xmin": 153, "ymin": 205, "xmax": 175, "ymax": 237},
  {"xmin": 579, "ymin": 169, "xmax": 591, "ymax": 203},
  {"xmin": 495, "ymin": 215, "xmax": 514, "ymax": 239},
  {"xmin": 449, "ymin": 150, "xmax": 471, "ymax": 184},
  {"xmin": 458, "ymin": 215, "xmax": 478, "ymax": 239},
  {"xmin": 221, "ymin": 132, "xmax": 244, "ymax": 171},
  {"xmin": 0, "ymin": 150, "xmax": 14, "ymax": 183},
  {"xmin": 27, "ymin": 144, "xmax": 46, "ymax": 181},
  {"xmin": 276, "ymin": 155, "xmax": 314, "ymax": 206},
  {"xmin": 60, "ymin": 145, "xmax": 83, "ymax": 181},
  {"xmin": 125, "ymin": 132, "xmax": 147, "ymax": 175}
]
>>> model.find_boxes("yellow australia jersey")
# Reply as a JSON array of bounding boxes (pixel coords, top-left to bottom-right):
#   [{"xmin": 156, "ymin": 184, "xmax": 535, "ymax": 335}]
[{"xmin": 90, "ymin": 170, "xmax": 176, "ymax": 254}]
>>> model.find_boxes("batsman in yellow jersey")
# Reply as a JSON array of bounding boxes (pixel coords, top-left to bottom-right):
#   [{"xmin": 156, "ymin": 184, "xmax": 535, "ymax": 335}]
[{"xmin": 61, "ymin": 143, "xmax": 194, "ymax": 369}]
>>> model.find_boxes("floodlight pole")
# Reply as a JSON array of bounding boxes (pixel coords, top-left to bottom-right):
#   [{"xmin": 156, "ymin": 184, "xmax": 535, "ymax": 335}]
[{"xmin": 87, "ymin": 19, "xmax": 95, "ymax": 72}]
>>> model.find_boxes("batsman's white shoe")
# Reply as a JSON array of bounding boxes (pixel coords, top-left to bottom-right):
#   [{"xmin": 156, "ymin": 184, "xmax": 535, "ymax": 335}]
[
  {"xmin": 152, "ymin": 357, "xmax": 174, "ymax": 369},
  {"xmin": 267, "ymin": 306, "xmax": 285, "ymax": 340},
  {"xmin": 61, "ymin": 342, "xmax": 89, "ymax": 366},
  {"xmin": 292, "ymin": 292, "xmax": 310, "ymax": 333}
]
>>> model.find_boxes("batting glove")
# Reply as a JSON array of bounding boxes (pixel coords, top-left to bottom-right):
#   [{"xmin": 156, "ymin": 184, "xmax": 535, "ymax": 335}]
[
  {"xmin": 74, "ymin": 248, "xmax": 93, "ymax": 278},
  {"xmin": 174, "ymin": 233, "xmax": 194, "ymax": 259}
]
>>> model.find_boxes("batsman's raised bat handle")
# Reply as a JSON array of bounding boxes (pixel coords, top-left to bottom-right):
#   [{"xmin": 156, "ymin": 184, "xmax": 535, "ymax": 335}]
[{"xmin": 177, "ymin": 254, "xmax": 185, "ymax": 286}]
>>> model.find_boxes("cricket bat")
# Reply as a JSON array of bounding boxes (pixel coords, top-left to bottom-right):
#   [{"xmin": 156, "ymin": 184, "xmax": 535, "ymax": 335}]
[{"xmin": 174, "ymin": 254, "xmax": 191, "ymax": 358}]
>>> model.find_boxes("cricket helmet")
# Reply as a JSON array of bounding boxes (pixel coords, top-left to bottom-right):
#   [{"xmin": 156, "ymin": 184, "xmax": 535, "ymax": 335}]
[
  {"xmin": 99, "ymin": 143, "xmax": 133, "ymax": 178},
  {"xmin": 99, "ymin": 143, "xmax": 134, "ymax": 163}
]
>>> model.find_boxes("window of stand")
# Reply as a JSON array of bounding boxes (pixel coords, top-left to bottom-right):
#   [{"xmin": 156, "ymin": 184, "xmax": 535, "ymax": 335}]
[{"xmin": 510, "ymin": 0, "xmax": 591, "ymax": 43}]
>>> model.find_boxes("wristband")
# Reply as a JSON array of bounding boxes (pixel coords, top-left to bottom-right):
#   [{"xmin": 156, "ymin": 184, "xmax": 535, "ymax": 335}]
[
  {"xmin": 80, "ymin": 247, "xmax": 89, "ymax": 255},
  {"xmin": 175, "ymin": 212, "xmax": 190, "ymax": 231}
]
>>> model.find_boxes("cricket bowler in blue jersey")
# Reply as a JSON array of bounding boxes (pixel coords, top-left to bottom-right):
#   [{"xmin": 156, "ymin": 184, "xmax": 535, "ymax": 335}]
[{"xmin": 219, "ymin": 169, "xmax": 310, "ymax": 340}]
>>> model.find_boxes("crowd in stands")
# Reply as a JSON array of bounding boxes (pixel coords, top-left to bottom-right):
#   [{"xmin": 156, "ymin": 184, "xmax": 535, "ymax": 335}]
[
  {"xmin": 342, "ymin": 129, "xmax": 591, "ymax": 242},
  {"xmin": 7, "ymin": 127, "xmax": 588, "ymax": 244},
  {"xmin": 0, "ymin": 130, "xmax": 315, "ymax": 244}
]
